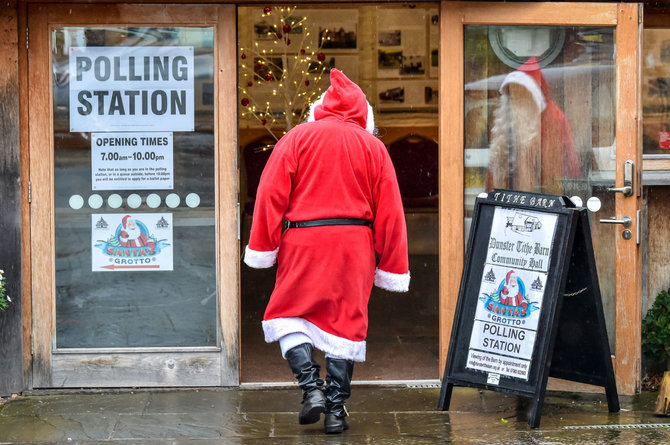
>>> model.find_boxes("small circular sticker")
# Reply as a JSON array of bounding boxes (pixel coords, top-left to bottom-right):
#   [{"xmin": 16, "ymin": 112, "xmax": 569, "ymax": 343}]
[
  {"xmin": 185, "ymin": 193, "xmax": 201, "ymax": 208},
  {"xmin": 569, "ymin": 196, "xmax": 583, "ymax": 208},
  {"xmin": 69, "ymin": 195, "xmax": 84, "ymax": 210},
  {"xmin": 108, "ymin": 194, "xmax": 123, "ymax": 209},
  {"xmin": 127, "ymin": 194, "xmax": 142, "ymax": 209},
  {"xmin": 146, "ymin": 193, "xmax": 162, "ymax": 209},
  {"xmin": 586, "ymin": 196, "xmax": 602, "ymax": 213},
  {"xmin": 88, "ymin": 194, "xmax": 103, "ymax": 209},
  {"xmin": 166, "ymin": 193, "xmax": 181, "ymax": 208}
]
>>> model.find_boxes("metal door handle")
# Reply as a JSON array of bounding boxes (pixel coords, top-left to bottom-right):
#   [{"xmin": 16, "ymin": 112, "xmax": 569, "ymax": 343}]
[
  {"xmin": 606, "ymin": 186, "xmax": 632, "ymax": 196},
  {"xmin": 599, "ymin": 216, "xmax": 632, "ymax": 227},
  {"xmin": 606, "ymin": 160, "xmax": 635, "ymax": 197}
]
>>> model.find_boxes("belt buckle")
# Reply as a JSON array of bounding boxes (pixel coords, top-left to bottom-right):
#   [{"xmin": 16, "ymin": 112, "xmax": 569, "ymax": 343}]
[{"xmin": 283, "ymin": 220, "xmax": 290, "ymax": 231}]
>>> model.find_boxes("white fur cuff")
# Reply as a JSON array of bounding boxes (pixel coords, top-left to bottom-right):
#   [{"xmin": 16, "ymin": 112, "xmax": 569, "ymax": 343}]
[
  {"xmin": 243, "ymin": 246, "xmax": 278, "ymax": 269},
  {"xmin": 374, "ymin": 268, "xmax": 410, "ymax": 292}
]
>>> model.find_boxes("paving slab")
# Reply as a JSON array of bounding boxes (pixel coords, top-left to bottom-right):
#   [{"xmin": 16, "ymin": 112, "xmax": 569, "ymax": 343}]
[{"xmin": 0, "ymin": 386, "xmax": 668, "ymax": 444}]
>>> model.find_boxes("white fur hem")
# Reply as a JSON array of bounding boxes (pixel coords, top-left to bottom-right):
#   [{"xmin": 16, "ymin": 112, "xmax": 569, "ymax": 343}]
[
  {"xmin": 374, "ymin": 268, "xmax": 410, "ymax": 292},
  {"xmin": 243, "ymin": 246, "xmax": 278, "ymax": 269},
  {"xmin": 263, "ymin": 317, "xmax": 366, "ymax": 362}
]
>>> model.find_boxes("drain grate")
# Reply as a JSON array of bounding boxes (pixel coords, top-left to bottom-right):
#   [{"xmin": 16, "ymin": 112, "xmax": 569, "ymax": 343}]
[{"xmin": 563, "ymin": 423, "xmax": 670, "ymax": 430}]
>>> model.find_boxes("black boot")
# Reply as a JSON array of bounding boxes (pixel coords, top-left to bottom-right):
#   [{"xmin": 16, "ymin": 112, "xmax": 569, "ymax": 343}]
[
  {"xmin": 285, "ymin": 343, "xmax": 326, "ymax": 425},
  {"xmin": 324, "ymin": 357, "xmax": 354, "ymax": 434}
]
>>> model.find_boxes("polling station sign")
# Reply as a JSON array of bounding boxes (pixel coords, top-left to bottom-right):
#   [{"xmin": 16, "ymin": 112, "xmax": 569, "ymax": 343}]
[
  {"xmin": 69, "ymin": 46, "xmax": 194, "ymax": 132},
  {"xmin": 466, "ymin": 208, "xmax": 556, "ymax": 381},
  {"xmin": 439, "ymin": 190, "xmax": 619, "ymax": 428}
]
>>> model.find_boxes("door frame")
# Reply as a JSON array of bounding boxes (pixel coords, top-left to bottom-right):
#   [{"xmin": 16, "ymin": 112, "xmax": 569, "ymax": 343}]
[
  {"xmin": 439, "ymin": 1, "xmax": 643, "ymax": 395},
  {"xmin": 27, "ymin": 3, "xmax": 239, "ymax": 387}
]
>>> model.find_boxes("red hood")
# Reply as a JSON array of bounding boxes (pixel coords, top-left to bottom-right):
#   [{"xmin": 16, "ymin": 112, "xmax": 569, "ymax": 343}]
[
  {"xmin": 517, "ymin": 56, "xmax": 551, "ymax": 101},
  {"xmin": 313, "ymin": 69, "xmax": 369, "ymax": 129}
]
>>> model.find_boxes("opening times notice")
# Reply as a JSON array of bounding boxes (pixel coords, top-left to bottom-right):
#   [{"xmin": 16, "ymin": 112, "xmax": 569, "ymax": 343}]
[{"xmin": 91, "ymin": 132, "xmax": 174, "ymax": 190}]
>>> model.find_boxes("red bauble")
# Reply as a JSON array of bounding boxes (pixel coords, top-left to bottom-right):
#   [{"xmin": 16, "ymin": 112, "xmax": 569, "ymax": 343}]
[
  {"xmin": 241, "ymin": 98, "xmax": 250, "ymax": 107},
  {"xmin": 241, "ymin": 53, "xmax": 247, "ymax": 59},
  {"xmin": 305, "ymin": 79, "xmax": 310, "ymax": 86},
  {"xmin": 300, "ymin": 49, "xmax": 306, "ymax": 55},
  {"xmin": 261, "ymin": 118, "xmax": 267, "ymax": 125},
  {"xmin": 264, "ymin": 72, "xmax": 273, "ymax": 81},
  {"xmin": 286, "ymin": 39, "xmax": 291, "ymax": 45},
  {"xmin": 276, "ymin": 32, "xmax": 283, "ymax": 39},
  {"xmin": 263, "ymin": 7, "xmax": 271, "ymax": 14},
  {"xmin": 247, "ymin": 81, "xmax": 253, "ymax": 87},
  {"xmin": 283, "ymin": 24, "xmax": 291, "ymax": 33},
  {"xmin": 317, "ymin": 53, "xmax": 326, "ymax": 62}
]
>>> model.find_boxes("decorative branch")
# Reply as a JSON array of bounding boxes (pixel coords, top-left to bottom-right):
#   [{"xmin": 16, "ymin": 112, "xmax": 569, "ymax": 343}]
[{"xmin": 239, "ymin": 6, "xmax": 330, "ymax": 141}]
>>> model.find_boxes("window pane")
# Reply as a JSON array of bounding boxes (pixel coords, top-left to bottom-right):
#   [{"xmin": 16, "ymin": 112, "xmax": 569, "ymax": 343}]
[
  {"xmin": 464, "ymin": 25, "xmax": 617, "ymax": 349},
  {"xmin": 53, "ymin": 26, "xmax": 217, "ymax": 348}
]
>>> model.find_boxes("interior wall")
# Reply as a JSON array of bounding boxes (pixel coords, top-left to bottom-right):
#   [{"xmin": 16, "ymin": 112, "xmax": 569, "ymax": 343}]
[{"xmin": 645, "ymin": 186, "xmax": 670, "ymax": 309}]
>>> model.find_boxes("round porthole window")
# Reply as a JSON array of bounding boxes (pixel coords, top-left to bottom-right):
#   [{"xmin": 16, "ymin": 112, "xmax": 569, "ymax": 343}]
[{"xmin": 489, "ymin": 26, "xmax": 565, "ymax": 69}]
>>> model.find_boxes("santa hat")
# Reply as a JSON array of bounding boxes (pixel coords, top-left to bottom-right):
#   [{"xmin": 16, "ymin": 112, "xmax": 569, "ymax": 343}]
[
  {"xmin": 306, "ymin": 69, "xmax": 375, "ymax": 134},
  {"xmin": 499, "ymin": 56, "xmax": 547, "ymax": 113},
  {"xmin": 122, "ymin": 215, "xmax": 131, "ymax": 228},
  {"xmin": 502, "ymin": 270, "xmax": 516, "ymax": 295}
]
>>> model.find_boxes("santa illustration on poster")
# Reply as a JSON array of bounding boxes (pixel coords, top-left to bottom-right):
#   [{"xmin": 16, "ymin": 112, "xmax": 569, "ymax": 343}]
[{"xmin": 92, "ymin": 213, "xmax": 173, "ymax": 272}]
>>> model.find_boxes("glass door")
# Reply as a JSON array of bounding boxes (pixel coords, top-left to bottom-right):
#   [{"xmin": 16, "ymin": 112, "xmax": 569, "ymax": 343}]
[
  {"xmin": 440, "ymin": 2, "xmax": 642, "ymax": 394},
  {"xmin": 28, "ymin": 4, "xmax": 239, "ymax": 387}
]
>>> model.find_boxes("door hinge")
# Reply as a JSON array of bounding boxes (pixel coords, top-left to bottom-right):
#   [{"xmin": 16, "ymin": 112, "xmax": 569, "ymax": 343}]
[
  {"xmin": 28, "ymin": 180, "xmax": 31, "ymax": 203},
  {"xmin": 25, "ymin": 27, "xmax": 28, "ymax": 50}
]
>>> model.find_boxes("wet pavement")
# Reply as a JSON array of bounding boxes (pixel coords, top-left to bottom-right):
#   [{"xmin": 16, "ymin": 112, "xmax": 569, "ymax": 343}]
[{"xmin": 0, "ymin": 384, "xmax": 668, "ymax": 444}]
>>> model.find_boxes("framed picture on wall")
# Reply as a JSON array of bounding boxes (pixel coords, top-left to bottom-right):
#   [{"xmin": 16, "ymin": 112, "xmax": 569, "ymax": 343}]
[
  {"xmin": 377, "ymin": 80, "xmax": 438, "ymax": 111},
  {"xmin": 319, "ymin": 24, "xmax": 357, "ymax": 49}
]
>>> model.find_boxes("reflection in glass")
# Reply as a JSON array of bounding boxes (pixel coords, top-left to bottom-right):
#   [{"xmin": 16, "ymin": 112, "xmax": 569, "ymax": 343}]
[
  {"xmin": 487, "ymin": 56, "xmax": 581, "ymax": 195},
  {"xmin": 643, "ymin": 29, "xmax": 670, "ymax": 156},
  {"xmin": 53, "ymin": 27, "xmax": 217, "ymax": 348},
  {"xmin": 464, "ymin": 25, "xmax": 616, "ymax": 349}
]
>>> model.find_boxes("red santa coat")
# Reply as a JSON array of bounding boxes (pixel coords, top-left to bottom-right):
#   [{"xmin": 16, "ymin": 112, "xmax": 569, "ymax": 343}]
[{"xmin": 244, "ymin": 69, "xmax": 410, "ymax": 361}]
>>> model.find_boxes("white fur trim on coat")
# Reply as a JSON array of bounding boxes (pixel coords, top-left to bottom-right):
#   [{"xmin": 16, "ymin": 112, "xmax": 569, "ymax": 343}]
[
  {"xmin": 307, "ymin": 91, "xmax": 376, "ymax": 135},
  {"xmin": 263, "ymin": 317, "xmax": 366, "ymax": 362},
  {"xmin": 374, "ymin": 268, "xmax": 410, "ymax": 293},
  {"xmin": 243, "ymin": 245, "xmax": 278, "ymax": 269},
  {"xmin": 499, "ymin": 71, "xmax": 546, "ymax": 112}
]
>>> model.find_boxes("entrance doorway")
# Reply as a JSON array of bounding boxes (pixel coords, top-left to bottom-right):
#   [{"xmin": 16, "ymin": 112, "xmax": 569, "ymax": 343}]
[
  {"xmin": 27, "ymin": 3, "xmax": 239, "ymax": 387},
  {"xmin": 440, "ymin": 2, "xmax": 643, "ymax": 394},
  {"xmin": 237, "ymin": 5, "xmax": 440, "ymax": 382}
]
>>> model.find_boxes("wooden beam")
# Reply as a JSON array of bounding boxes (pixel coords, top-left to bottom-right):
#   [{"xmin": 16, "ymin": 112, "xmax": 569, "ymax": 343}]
[
  {"xmin": 216, "ymin": 4, "xmax": 240, "ymax": 386},
  {"xmin": 614, "ymin": 2, "xmax": 643, "ymax": 396},
  {"xmin": 439, "ymin": 1, "xmax": 464, "ymax": 375},
  {"xmin": 0, "ymin": 0, "xmax": 24, "ymax": 396}
]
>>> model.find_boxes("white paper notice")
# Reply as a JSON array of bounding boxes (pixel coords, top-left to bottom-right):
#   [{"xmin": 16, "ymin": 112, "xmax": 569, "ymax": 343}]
[
  {"xmin": 91, "ymin": 132, "xmax": 174, "ymax": 190},
  {"xmin": 466, "ymin": 207, "xmax": 558, "ymax": 380},
  {"xmin": 92, "ymin": 213, "xmax": 173, "ymax": 272},
  {"xmin": 69, "ymin": 46, "xmax": 194, "ymax": 132}
]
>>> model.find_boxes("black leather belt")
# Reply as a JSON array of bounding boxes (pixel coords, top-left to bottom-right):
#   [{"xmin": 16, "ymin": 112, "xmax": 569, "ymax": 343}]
[{"xmin": 284, "ymin": 218, "xmax": 372, "ymax": 230}]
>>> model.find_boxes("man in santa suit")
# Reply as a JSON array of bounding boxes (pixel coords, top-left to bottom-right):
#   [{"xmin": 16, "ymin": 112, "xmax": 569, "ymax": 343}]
[
  {"xmin": 487, "ymin": 56, "xmax": 581, "ymax": 195},
  {"xmin": 500, "ymin": 270, "xmax": 528, "ymax": 309},
  {"xmin": 244, "ymin": 69, "xmax": 410, "ymax": 434},
  {"xmin": 118, "ymin": 215, "xmax": 153, "ymax": 248}
]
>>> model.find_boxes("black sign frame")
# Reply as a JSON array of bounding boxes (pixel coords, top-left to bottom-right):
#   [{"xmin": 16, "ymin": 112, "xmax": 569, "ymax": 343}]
[{"xmin": 438, "ymin": 190, "xmax": 619, "ymax": 428}]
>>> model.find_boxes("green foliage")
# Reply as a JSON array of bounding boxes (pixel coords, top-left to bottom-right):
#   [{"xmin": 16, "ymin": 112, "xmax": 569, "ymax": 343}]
[
  {"xmin": 642, "ymin": 289, "xmax": 670, "ymax": 362},
  {"xmin": 0, "ymin": 270, "xmax": 8, "ymax": 312}
]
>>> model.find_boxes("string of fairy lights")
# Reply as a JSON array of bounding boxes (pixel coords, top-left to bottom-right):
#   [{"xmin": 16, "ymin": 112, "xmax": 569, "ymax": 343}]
[{"xmin": 239, "ymin": 6, "xmax": 333, "ymax": 141}]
